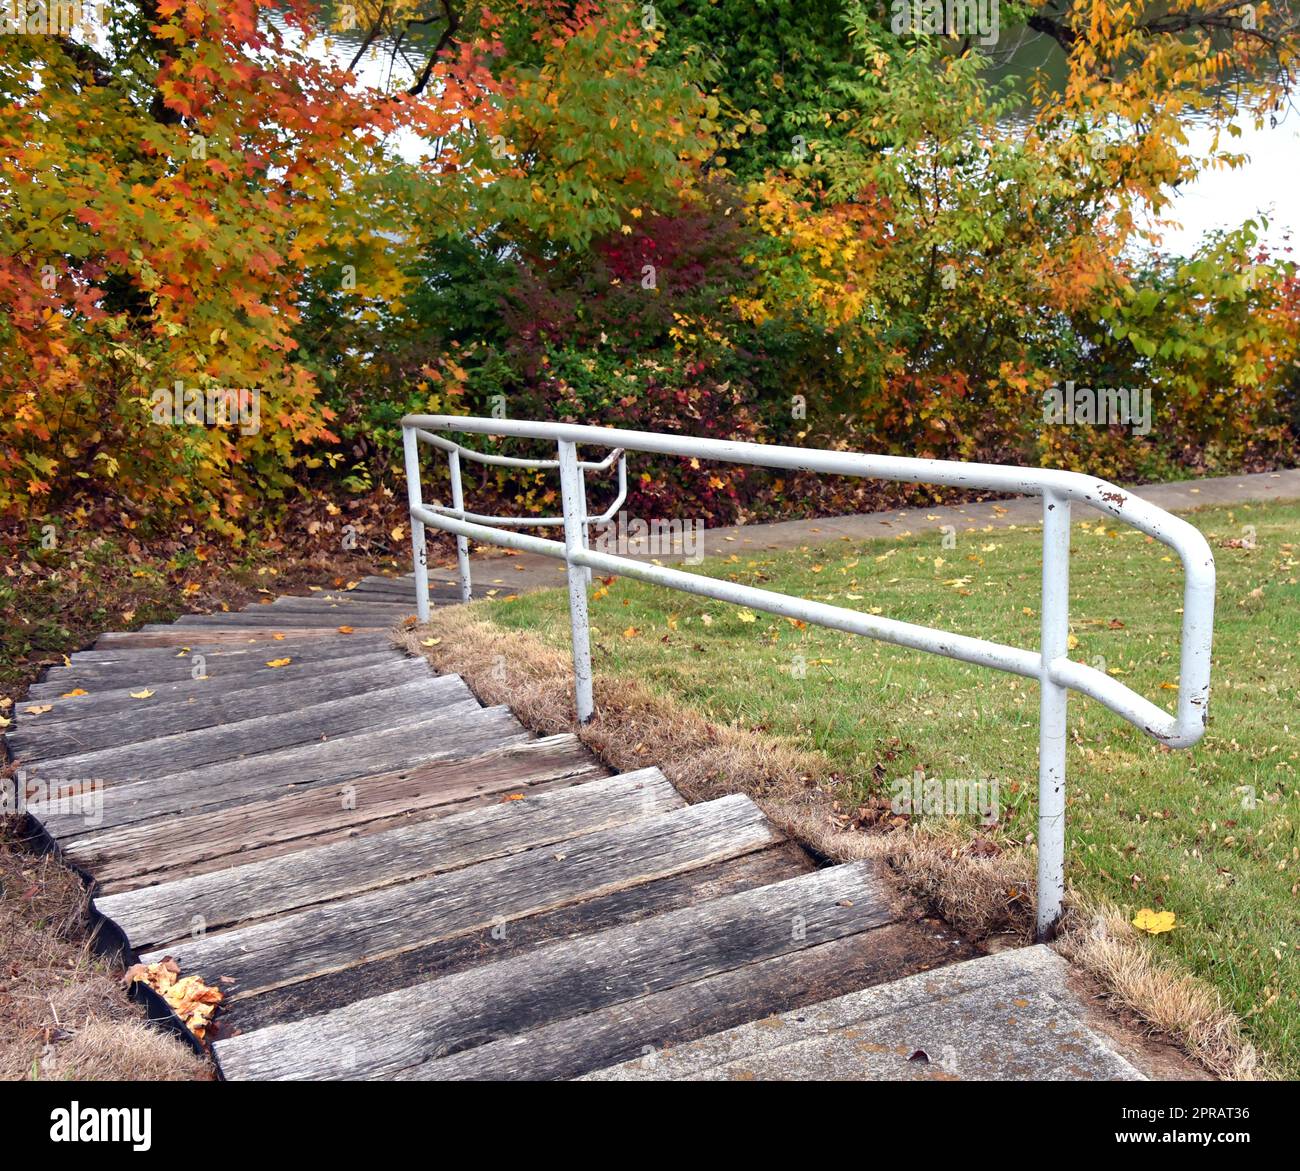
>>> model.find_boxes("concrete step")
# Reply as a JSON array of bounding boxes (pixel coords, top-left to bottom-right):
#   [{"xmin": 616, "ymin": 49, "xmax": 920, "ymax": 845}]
[{"xmin": 582, "ymin": 945, "xmax": 1144, "ymax": 1082}]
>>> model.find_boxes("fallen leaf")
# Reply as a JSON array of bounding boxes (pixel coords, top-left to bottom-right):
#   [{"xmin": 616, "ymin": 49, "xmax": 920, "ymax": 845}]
[
  {"xmin": 129, "ymin": 689, "xmax": 154, "ymax": 700},
  {"xmin": 126, "ymin": 958, "xmax": 223, "ymax": 1041},
  {"xmin": 1133, "ymin": 908, "xmax": 1176, "ymax": 935},
  {"xmin": 337, "ymin": 625, "xmax": 355, "ymax": 634},
  {"xmin": 24, "ymin": 704, "xmax": 53, "ymax": 715},
  {"xmin": 60, "ymin": 688, "xmax": 90, "ymax": 698},
  {"xmin": 265, "ymin": 658, "xmax": 292, "ymax": 669}
]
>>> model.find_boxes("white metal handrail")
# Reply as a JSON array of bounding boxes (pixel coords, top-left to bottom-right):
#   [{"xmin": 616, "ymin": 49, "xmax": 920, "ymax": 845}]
[{"xmin": 401, "ymin": 415, "xmax": 1216, "ymax": 939}]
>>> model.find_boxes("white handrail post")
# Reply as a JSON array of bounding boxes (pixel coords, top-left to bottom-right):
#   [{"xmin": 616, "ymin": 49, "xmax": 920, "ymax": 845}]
[
  {"xmin": 578, "ymin": 465, "xmax": 593, "ymax": 585},
  {"xmin": 402, "ymin": 425, "xmax": 431, "ymax": 623},
  {"xmin": 448, "ymin": 448, "xmax": 473, "ymax": 603},
  {"xmin": 1037, "ymin": 489, "xmax": 1070, "ymax": 940},
  {"xmin": 558, "ymin": 440, "xmax": 595, "ymax": 723}
]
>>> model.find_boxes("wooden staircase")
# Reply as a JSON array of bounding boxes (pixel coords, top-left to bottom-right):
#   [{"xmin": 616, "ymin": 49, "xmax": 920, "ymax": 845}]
[{"xmin": 7, "ymin": 574, "xmax": 935, "ymax": 1080}]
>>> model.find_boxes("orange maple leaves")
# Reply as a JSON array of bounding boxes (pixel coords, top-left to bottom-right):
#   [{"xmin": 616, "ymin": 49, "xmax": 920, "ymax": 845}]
[{"xmin": 125, "ymin": 957, "xmax": 224, "ymax": 1041}]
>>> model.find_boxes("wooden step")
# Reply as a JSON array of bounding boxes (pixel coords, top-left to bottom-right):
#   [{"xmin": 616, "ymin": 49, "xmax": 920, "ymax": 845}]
[
  {"xmin": 408, "ymin": 926, "xmax": 942, "ymax": 1082},
  {"xmin": 38, "ymin": 631, "xmax": 392, "ymax": 675},
  {"xmin": 266, "ymin": 596, "xmax": 416, "ymax": 612},
  {"xmin": 36, "ymin": 702, "xmax": 528, "ymax": 841},
  {"xmin": 221, "ymin": 847, "xmax": 812, "ymax": 1037},
  {"xmin": 68, "ymin": 734, "xmax": 607, "ymax": 890},
  {"xmin": 18, "ymin": 674, "xmax": 472, "ymax": 778},
  {"xmin": 95, "ymin": 769, "xmax": 681, "ymax": 952},
  {"xmin": 211, "ymin": 858, "xmax": 894, "ymax": 1080},
  {"xmin": 9, "ymin": 659, "xmax": 432, "ymax": 755},
  {"xmin": 173, "ymin": 609, "xmax": 414, "ymax": 628},
  {"xmin": 146, "ymin": 795, "xmax": 783, "ymax": 1010},
  {"xmin": 18, "ymin": 651, "xmax": 404, "ymax": 722},
  {"xmin": 94, "ymin": 627, "xmax": 386, "ymax": 648}
]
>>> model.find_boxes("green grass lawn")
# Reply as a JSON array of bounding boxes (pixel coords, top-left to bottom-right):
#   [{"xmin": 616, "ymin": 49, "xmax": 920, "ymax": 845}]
[{"xmin": 483, "ymin": 497, "xmax": 1300, "ymax": 1074}]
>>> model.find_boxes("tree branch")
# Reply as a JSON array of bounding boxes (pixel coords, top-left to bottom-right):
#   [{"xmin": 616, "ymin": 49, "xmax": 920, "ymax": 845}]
[{"xmin": 406, "ymin": 0, "xmax": 461, "ymax": 97}]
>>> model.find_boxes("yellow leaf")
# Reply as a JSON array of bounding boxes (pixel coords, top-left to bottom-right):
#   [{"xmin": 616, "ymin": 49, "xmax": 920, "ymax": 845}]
[
  {"xmin": 1067, "ymin": 634, "xmax": 1079, "ymax": 650},
  {"xmin": 23, "ymin": 704, "xmax": 53, "ymax": 715},
  {"xmin": 420, "ymin": 637, "xmax": 441, "ymax": 647},
  {"xmin": 623, "ymin": 626, "xmax": 639, "ymax": 638},
  {"xmin": 265, "ymin": 658, "xmax": 292, "ymax": 668},
  {"xmin": 390, "ymin": 526, "xmax": 406, "ymax": 542},
  {"xmin": 272, "ymin": 633, "xmax": 286, "ymax": 640},
  {"xmin": 1133, "ymin": 908, "xmax": 1176, "ymax": 935},
  {"xmin": 736, "ymin": 608, "xmax": 757, "ymax": 623},
  {"xmin": 129, "ymin": 689, "xmax": 154, "ymax": 700},
  {"xmin": 337, "ymin": 625, "xmax": 355, "ymax": 634},
  {"xmin": 0, "ymin": 716, "xmax": 10, "ymax": 729},
  {"xmin": 60, "ymin": 688, "xmax": 90, "ymax": 698}
]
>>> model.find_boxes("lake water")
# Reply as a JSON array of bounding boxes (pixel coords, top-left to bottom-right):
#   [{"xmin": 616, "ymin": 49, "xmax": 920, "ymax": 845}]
[{"xmin": 985, "ymin": 26, "xmax": 1299, "ymax": 259}]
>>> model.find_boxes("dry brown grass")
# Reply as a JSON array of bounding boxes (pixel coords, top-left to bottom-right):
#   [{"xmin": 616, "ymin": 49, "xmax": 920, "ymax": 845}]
[
  {"xmin": 399, "ymin": 610, "xmax": 842, "ymax": 838},
  {"xmin": 0, "ymin": 818, "xmax": 211, "ymax": 1082},
  {"xmin": 1055, "ymin": 900, "xmax": 1262, "ymax": 1080},
  {"xmin": 404, "ymin": 607, "xmax": 1262, "ymax": 1080}
]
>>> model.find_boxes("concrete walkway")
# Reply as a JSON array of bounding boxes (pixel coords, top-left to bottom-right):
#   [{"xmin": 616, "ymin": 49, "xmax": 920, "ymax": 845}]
[{"xmin": 430, "ymin": 465, "xmax": 1300, "ymax": 593}]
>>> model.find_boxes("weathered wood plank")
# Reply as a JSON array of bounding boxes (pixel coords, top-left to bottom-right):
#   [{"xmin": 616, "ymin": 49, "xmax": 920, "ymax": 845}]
[
  {"xmin": 267, "ymin": 596, "xmax": 415, "ymax": 612},
  {"xmin": 211, "ymin": 859, "xmax": 892, "ymax": 1080},
  {"xmin": 218, "ymin": 845, "xmax": 810, "ymax": 1036},
  {"xmin": 95, "ymin": 769, "xmax": 681, "ymax": 951},
  {"xmin": 53, "ymin": 632, "xmax": 390, "ymax": 666},
  {"xmin": 19, "ymin": 675, "xmax": 471, "ymax": 779},
  {"xmin": 29, "ymin": 640, "xmax": 396, "ymax": 695},
  {"xmin": 401, "ymin": 925, "xmax": 945, "ymax": 1081},
  {"xmin": 38, "ymin": 703, "xmax": 526, "ymax": 840},
  {"xmin": 174, "ymin": 610, "xmax": 413, "ymax": 628},
  {"xmin": 348, "ymin": 576, "xmax": 417, "ymax": 592},
  {"xmin": 9, "ymin": 659, "xmax": 430, "ymax": 755},
  {"xmin": 145, "ymin": 795, "xmax": 783, "ymax": 1003},
  {"xmin": 74, "ymin": 734, "xmax": 605, "ymax": 889},
  {"xmin": 93, "ymin": 627, "xmax": 385, "ymax": 648},
  {"xmin": 19, "ymin": 652, "xmax": 403, "ymax": 721},
  {"xmin": 78, "ymin": 632, "xmax": 389, "ymax": 657}
]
